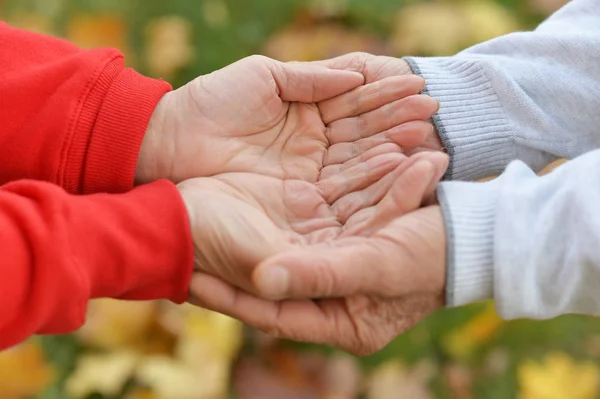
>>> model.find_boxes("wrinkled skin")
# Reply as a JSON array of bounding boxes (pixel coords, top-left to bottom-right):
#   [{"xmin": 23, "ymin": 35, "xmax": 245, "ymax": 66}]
[
  {"xmin": 179, "ymin": 150, "xmax": 413, "ymax": 295},
  {"xmin": 156, "ymin": 53, "xmax": 447, "ymax": 357},
  {"xmin": 313, "ymin": 52, "xmax": 445, "ymax": 181},
  {"xmin": 136, "ymin": 55, "xmax": 439, "ymax": 184},
  {"xmin": 186, "ymin": 151, "xmax": 449, "ymax": 356}
]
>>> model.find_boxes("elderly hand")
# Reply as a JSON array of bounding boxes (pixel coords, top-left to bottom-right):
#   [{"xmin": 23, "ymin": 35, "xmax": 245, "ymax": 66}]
[
  {"xmin": 136, "ymin": 55, "xmax": 438, "ymax": 184},
  {"xmin": 187, "ymin": 151, "xmax": 449, "ymax": 356},
  {"xmin": 312, "ymin": 52, "xmax": 445, "ymax": 183}
]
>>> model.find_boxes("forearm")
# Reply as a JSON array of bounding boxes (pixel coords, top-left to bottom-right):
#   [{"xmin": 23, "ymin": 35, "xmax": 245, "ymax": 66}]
[
  {"xmin": 405, "ymin": 0, "xmax": 600, "ymax": 180},
  {"xmin": 0, "ymin": 21, "xmax": 171, "ymax": 193},
  {"xmin": 0, "ymin": 180, "xmax": 193, "ymax": 349},
  {"xmin": 439, "ymin": 149, "xmax": 600, "ymax": 319}
]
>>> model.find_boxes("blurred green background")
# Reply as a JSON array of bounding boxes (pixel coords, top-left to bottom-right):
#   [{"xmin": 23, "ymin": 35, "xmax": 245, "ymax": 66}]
[{"xmin": 2, "ymin": 0, "xmax": 598, "ymax": 398}]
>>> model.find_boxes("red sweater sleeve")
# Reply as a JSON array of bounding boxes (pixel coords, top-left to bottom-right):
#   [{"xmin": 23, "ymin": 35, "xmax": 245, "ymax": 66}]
[
  {"xmin": 0, "ymin": 21, "xmax": 171, "ymax": 194},
  {"xmin": 0, "ymin": 179, "xmax": 194, "ymax": 350}
]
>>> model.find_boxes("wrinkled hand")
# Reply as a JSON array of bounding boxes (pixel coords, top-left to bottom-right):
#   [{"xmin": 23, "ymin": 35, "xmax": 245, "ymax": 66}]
[
  {"xmin": 137, "ymin": 55, "xmax": 438, "ymax": 184},
  {"xmin": 313, "ymin": 52, "xmax": 445, "ymax": 182},
  {"xmin": 178, "ymin": 150, "xmax": 421, "ymax": 296},
  {"xmin": 187, "ymin": 151, "xmax": 449, "ymax": 356}
]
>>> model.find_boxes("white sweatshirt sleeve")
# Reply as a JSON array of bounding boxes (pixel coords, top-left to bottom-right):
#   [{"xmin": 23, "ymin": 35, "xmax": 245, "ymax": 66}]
[
  {"xmin": 402, "ymin": 0, "xmax": 600, "ymax": 315},
  {"xmin": 438, "ymin": 149, "xmax": 600, "ymax": 319},
  {"xmin": 405, "ymin": 0, "xmax": 600, "ymax": 181}
]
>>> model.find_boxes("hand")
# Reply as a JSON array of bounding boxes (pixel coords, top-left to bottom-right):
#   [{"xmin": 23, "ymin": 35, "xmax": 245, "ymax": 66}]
[
  {"xmin": 313, "ymin": 53, "xmax": 445, "ymax": 180},
  {"xmin": 178, "ymin": 151, "xmax": 422, "ymax": 296},
  {"xmin": 187, "ymin": 151, "xmax": 449, "ymax": 356},
  {"xmin": 137, "ymin": 55, "xmax": 438, "ymax": 184}
]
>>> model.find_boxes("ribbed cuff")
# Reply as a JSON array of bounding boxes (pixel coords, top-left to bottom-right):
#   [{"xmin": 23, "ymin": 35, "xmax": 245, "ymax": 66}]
[
  {"xmin": 404, "ymin": 57, "xmax": 514, "ymax": 181},
  {"xmin": 437, "ymin": 178, "xmax": 501, "ymax": 307},
  {"xmin": 81, "ymin": 67, "xmax": 172, "ymax": 194}
]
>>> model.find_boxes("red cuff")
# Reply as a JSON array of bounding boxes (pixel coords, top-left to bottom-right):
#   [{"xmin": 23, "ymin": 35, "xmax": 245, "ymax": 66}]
[
  {"xmin": 79, "ymin": 180, "xmax": 194, "ymax": 303},
  {"xmin": 64, "ymin": 60, "xmax": 172, "ymax": 194}
]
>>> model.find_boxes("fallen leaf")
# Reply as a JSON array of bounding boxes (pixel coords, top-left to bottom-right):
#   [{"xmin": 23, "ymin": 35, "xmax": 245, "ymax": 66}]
[
  {"xmin": 76, "ymin": 299, "xmax": 157, "ymax": 350},
  {"xmin": 367, "ymin": 360, "xmax": 433, "ymax": 399},
  {"xmin": 66, "ymin": 13, "xmax": 129, "ymax": 56},
  {"xmin": 263, "ymin": 24, "xmax": 386, "ymax": 62},
  {"xmin": 66, "ymin": 350, "xmax": 139, "ymax": 398},
  {"xmin": 136, "ymin": 355, "xmax": 230, "ymax": 399},
  {"xmin": 390, "ymin": 3, "xmax": 467, "ymax": 56},
  {"xmin": 442, "ymin": 301, "xmax": 504, "ymax": 360},
  {"xmin": 461, "ymin": 1, "xmax": 520, "ymax": 44},
  {"xmin": 0, "ymin": 340, "xmax": 54, "ymax": 399},
  {"xmin": 145, "ymin": 16, "xmax": 194, "ymax": 78},
  {"xmin": 518, "ymin": 352, "xmax": 600, "ymax": 399}
]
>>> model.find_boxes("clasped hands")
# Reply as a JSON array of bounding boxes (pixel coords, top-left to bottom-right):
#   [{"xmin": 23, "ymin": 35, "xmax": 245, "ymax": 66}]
[{"xmin": 138, "ymin": 53, "xmax": 448, "ymax": 355}]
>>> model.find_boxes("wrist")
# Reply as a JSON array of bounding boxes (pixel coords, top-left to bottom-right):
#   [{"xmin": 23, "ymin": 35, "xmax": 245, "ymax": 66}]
[{"xmin": 135, "ymin": 92, "xmax": 175, "ymax": 185}]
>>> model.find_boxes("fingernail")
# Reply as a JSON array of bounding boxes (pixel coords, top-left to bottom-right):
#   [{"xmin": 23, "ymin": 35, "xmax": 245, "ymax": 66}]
[{"xmin": 256, "ymin": 266, "xmax": 290, "ymax": 299}]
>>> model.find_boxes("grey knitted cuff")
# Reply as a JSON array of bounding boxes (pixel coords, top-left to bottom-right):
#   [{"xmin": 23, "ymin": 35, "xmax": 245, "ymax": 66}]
[
  {"xmin": 404, "ymin": 56, "xmax": 514, "ymax": 182},
  {"xmin": 437, "ymin": 178, "xmax": 501, "ymax": 307}
]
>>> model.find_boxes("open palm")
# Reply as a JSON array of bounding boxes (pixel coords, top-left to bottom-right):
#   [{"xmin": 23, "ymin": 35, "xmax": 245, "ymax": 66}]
[
  {"xmin": 187, "ymin": 151, "xmax": 449, "ymax": 356},
  {"xmin": 178, "ymin": 150, "xmax": 415, "ymax": 296},
  {"xmin": 143, "ymin": 55, "xmax": 438, "ymax": 183}
]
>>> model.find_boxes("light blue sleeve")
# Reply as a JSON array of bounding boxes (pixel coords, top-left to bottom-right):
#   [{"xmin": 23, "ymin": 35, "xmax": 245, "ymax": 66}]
[
  {"xmin": 439, "ymin": 149, "xmax": 600, "ymax": 319},
  {"xmin": 405, "ymin": 0, "xmax": 600, "ymax": 181}
]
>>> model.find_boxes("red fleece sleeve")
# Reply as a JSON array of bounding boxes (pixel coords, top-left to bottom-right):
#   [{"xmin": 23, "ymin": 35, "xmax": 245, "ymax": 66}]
[
  {"xmin": 0, "ymin": 21, "xmax": 171, "ymax": 194},
  {"xmin": 0, "ymin": 179, "xmax": 194, "ymax": 350}
]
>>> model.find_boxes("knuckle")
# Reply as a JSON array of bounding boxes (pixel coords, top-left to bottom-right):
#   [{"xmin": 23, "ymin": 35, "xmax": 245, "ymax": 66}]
[{"xmin": 310, "ymin": 257, "xmax": 339, "ymax": 296}]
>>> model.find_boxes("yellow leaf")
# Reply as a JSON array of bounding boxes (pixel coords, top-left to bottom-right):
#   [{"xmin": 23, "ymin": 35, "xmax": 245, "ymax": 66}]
[
  {"xmin": 390, "ymin": 3, "xmax": 468, "ymax": 56},
  {"xmin": 367, "ymin": 360, "xmax": 434, "ymax": 399},
  {"xmin": 76, "ymin": 299, "xmax": 157, "ymax": 350},
  {"xmin": 442, "ymin": 301, "xmax": 504, "ymax": 360},
  {"xmin": 460, "ymin": 1, "xmax": 521, "ymax": 45},
  {"xmin": 0, "ymin": 340, "xmax": 54, "ymax": 399},
  {"xmin": 518, "ymin": 352, "xmax": 600, "ymax": 399},
  {"xmin": 263, "ymin": 24, "xmax": 385, "ymax": 62},
  {"xmin": 66, "ymin": 14, "xmax": 129, "ymax": 55},
  {"xmin": 136, "ymin": 355, "xmax": 230, "ymax": 399},
  {"xmin": 66, "ymin": 350, "xmax": 139, "ymax": 399},
  {"xmin": 144, "ymin": 16, "xmax": 194, "ymax": 78}
]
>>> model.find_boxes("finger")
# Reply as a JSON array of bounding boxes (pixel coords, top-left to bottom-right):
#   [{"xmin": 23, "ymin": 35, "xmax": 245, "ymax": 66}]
[
  {"xmin": 326, "ymin": 95, "xmax": 440, "ymax": 144},
  {"xmin": 253, "ymin": 239, "xmax": 399, "ymax": 300},
  {"xmin": 353, "ymin": 153, "xmax": 449, "ymax": 236},
  {"xmin": 316, "ymin": 153, "xmax": 406, "ymax": 205},
  {"xmin": 253, "ymin": 159, "xmax": 441, "ymax": 300},
  {"xmin": 268, "ymin": 60, "xmax": 365, "ymax": 103},
  {"xmin": 323, "ymin": 121, "xmax": 433, "ymax": 167},
  {"xmin": 323, "ymin": 142, "xmax": 402, "ymax": 168},
  {"xmin": 319, "ymin": 164, "xmax": 344, "ymax": 181},
  {"xmin": 309, "ymin": 53, "xmax": 412, "ymax": 83},
  {"xmin": 332, "ymin": 152, "xmax": 441, "ymax": 224},
  {"xmin": 188, "ymin": 273, "xmax": 351, "ymax": 346},
  {"xmin": 307, "ymin": 52, "xmax": 371, "ymax": 73},
  {"xmin": 318, "ymin": 75, "xmax": 425, "ymax": 124}
]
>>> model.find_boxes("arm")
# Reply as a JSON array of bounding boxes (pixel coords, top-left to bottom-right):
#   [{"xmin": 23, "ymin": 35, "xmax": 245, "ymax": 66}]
[
  {"xmin": 0, "ymin": 21, "xmax": 170, "ymax": 193},
  {"xmin": 0, "ymin": 179, "xmax": 193, "ymax": 349},
  {"xmin": 404, "ymin": 0, "xmax": 600, "ymax": 181},
  {"xmin": 439, "ymin": 149, "xmax": 600, "ymax": 318}
]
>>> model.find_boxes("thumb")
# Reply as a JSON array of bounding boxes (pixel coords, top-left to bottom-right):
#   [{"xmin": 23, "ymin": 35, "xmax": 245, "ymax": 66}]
[
  {"xmin": 252, "ymin": 240, "xmax": 396, "ymax": 300},
  {"xmin": 268, "ymin": 61, "xmax": 365, "ymax": 103}
]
